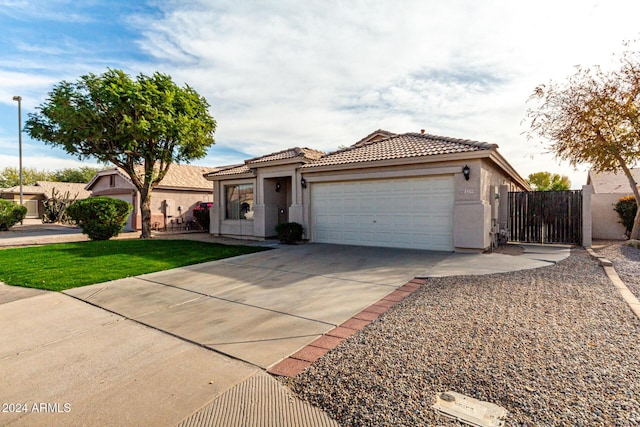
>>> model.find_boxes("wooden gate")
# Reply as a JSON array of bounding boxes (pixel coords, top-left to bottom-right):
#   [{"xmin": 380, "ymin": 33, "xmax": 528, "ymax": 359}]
[{"xmin": 508, "ymin": 190, "xmax": 582, "ymax": 244}]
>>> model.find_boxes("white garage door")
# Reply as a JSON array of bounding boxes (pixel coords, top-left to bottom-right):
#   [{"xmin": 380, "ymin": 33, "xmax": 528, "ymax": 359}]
[{"xmin": 311, "ymin": 176, "xmax": 454, "ymax": 251}]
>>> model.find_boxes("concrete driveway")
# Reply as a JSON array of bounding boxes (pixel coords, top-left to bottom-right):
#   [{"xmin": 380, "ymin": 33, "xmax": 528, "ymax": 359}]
[
  {"xmin": 0, "ymin": 241, "xmax": 568, "ymax": 426},
  {"xmin": 63, "ymin": 244, "xmax": 448, "ymax": 369}
]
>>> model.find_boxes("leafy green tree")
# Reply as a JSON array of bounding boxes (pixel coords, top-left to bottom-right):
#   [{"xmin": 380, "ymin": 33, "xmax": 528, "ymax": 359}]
[
  {"xmin": 527, "ymin": 171, "xmax": 571, "ymax": 191},
  {"xmin": 526, "ymin": 43, "xmax": 640, "ymax": 239},
  {"xmin": 51, "ymin": 166, "xmax": 102, "ymax": 183},
  {"xmin": 0, "ymin": 167, "xmax": 53, "ymax": 187},
  {"xmin": 25, "ymin": 69, "xmax": 216, "ymax": 238}
]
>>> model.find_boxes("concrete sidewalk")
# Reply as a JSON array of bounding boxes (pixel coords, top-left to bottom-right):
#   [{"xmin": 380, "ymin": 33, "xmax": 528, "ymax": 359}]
[{"xmin": 0, "ymin": 242, "xmax": 571, "ymax": 426}]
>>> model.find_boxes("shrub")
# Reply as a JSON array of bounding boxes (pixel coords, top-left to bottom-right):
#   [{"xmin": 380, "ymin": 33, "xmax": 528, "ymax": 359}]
[
  {"xmin": 67, "ymin": 197, "xmax": 132, "ymax": 240},
  {"xmin": 0, "ymin": 200, "xmax": 27, "ymax": 231},
  {"xmin": 193, "ymin": 202, "xmax": 212, "ymax": 231},
  {"xmin": 614, "ymin": 195, "xmax": 638, "ymax": 238},
  {"xmin": 275, "ymin": 222, "xmax": 303, "ymax": 244}
]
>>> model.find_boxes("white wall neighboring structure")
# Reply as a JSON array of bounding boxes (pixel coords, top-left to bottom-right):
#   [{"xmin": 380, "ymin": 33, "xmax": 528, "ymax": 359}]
[{"xmin": 587, "ymin": 169, "xmax": 640, "ymax": 240}]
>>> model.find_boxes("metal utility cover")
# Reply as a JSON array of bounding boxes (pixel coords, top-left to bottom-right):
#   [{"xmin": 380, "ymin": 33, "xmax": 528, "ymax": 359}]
[{"xmin": 432, "ymin": 391, "xmax": 507, "ymax": 427}]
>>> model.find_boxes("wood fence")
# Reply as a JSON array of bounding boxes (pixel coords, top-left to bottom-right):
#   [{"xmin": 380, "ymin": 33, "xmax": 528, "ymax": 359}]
[{"xmin": 508, "ymin": 190, "xmax": 582, "ymax": 244}]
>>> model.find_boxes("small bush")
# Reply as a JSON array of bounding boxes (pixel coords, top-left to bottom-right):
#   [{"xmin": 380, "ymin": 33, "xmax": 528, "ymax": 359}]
[
  {"xmin": 275, "ymin": 222, "xmax": 303, "ymax": 244},
  {"xmin": 67, "ymin": 197, "xmax": 132, "ymax": 240},
  {"xmin": 0, "ymin": 200, "xmax": 27, "ymax": 230},
  {"xmin": 614, "ymin": 195, "xmax": 638, "ymax": 238}
]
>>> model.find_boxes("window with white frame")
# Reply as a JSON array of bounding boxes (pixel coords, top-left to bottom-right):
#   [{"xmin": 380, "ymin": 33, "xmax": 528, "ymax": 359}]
[{"xmin": 225, "ymin": 184, "xmax": 254, "ymax": 220}]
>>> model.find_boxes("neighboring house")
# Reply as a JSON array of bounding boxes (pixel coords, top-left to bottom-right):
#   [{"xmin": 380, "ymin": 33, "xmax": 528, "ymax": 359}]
[
  {"xmin": 0, "ymin": 181, "xmax": 91, "ymax": 219},
  {"xmin": 85, "ymin": 164, "xmax": 219, "ymax": 231},
  {"xmin": 205, "ymin": 130, "xmax": 529, "ymax": 252},
  {"xmin": 587, "ymin": 168, "xmax": 640, "ymax": 240}
]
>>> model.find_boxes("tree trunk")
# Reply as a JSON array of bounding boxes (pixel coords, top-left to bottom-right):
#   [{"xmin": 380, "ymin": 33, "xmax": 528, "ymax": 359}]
[
  {"xmin": 139, "ymin": 187, "xmax": 152, "ymax": 239},
  {"xmin": 631, "ymin": 207, "xmax": 640, "ymax": 241}
]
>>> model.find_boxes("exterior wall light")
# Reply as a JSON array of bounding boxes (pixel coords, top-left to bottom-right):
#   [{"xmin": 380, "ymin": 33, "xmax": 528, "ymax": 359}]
[
  {"xmin": 462, "ymin": 165, "xmax": 470, "ymax": 181},
  {"xmin": 301, "ymin": 177, "xmax": 307, "ymax": 188}
]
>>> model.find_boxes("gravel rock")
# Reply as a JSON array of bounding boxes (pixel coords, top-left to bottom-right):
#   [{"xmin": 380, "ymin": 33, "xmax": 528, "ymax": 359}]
[
  {"xmin": 285, "ymin": 249, "xmax": 640, "ymax": 426},
  {"xmin": 595, "ymin": 242, "xmax": 640, "ymax": 300}
]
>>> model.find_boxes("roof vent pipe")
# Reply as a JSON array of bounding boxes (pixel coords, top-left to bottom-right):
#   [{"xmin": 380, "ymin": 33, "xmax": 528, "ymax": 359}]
[{"xmin": 420, "ymin": 129, "xmax": 425, "ymax": 134}]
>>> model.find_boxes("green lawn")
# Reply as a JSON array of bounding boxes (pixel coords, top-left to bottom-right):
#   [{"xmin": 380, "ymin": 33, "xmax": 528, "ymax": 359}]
[{"xmin": 0, "ymin": 239, "xmax": 268, "ymax": 291}]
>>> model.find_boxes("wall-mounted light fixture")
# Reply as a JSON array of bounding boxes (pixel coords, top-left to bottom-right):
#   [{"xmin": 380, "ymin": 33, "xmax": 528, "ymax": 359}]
[
  {"xmin": 275, "ymin": 182, "xmax": 281, "ymax": 192},
  {"xmin": 462, "ymin": 165, "xmax": 470, "ymax": 181},
  {"xmin": 301, "ymin": 177, "xmax": 307, "ymax": 188}
]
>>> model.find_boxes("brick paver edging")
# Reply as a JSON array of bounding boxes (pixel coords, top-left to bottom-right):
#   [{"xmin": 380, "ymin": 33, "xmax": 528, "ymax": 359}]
[
  {"xmin": 586, "ymin": 248, "xmax": 640, "ymax": 320},
  {"xmin": 267, "ymin": 278, "xmax": 425, "ymax": 377}
]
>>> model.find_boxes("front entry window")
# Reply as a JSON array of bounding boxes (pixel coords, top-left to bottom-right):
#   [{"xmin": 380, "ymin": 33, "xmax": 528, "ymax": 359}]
[{"xmin": 225, "ymin": 184, "xmax": 254, "ymax": 219}]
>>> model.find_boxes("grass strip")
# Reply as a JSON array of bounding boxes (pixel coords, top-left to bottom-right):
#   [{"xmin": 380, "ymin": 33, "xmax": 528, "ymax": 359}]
[{"xmin": 0, "ymin": 239, "xmax": 267, "ymax": 291}]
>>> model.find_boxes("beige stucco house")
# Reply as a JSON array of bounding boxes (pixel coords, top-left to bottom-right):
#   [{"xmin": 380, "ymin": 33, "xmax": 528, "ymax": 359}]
[
  {"xmin": 205, "ymin": 130, "xmax": 529, "ymax": 252},
  {"xmin": 0, "ymin": 181, "xmax": 91, "ymax": 219},
  {"xmin": 86, "ymin": 164, "xmax": 218, "ymax": 231},
  {"xmin": 587, "ymin": 168, "xmax": 640, "ymax": 240}
]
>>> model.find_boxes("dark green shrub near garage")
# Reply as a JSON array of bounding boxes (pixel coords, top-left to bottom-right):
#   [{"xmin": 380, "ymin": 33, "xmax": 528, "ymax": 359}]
[
  {"xmin": 275, "ymin": 222, "xmax": 304, "ymax": 244},
  {"xmin": 0, "ymin": 199, "xmax": 27, "ymax": 230},
  {"xmin": 67, "ymin": 197, "xmax": 132, "ymax": 240}
]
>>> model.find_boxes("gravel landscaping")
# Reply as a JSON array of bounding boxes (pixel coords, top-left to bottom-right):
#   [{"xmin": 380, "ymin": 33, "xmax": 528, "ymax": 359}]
[
  {"xmin": 595, "ymin": 241, "xmax": 640, "ymax": 300},
  {"xmin": 286, "ymin": 248, "xmax": 640, "ymax": 426}
]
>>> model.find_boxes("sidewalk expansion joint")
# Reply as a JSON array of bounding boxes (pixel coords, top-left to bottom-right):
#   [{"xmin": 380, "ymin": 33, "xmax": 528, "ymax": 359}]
[
  {"xmin": 267, "ymin": 279, "xmax": 426, "ymax": 378},
  {"xmin": 136, "ymin": 277, "xmax": 335, "ymax": 327}
]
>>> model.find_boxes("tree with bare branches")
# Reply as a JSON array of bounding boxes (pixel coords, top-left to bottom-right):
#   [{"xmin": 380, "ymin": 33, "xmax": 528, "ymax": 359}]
[{"xmin": 527, "ymin": 44, "xmax": 640, "ymax": 240}]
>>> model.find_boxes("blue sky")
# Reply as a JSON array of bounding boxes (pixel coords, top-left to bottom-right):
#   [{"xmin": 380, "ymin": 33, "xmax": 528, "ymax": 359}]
[{"xmin": 2, "ymin": 0, "xmax": 640, "ymax": 188}]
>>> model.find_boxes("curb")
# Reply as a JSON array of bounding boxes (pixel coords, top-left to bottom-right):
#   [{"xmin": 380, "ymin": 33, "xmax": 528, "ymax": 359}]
[{"xmin": 586, "ymin": 248, "xmax": 640, "ymax": 320}]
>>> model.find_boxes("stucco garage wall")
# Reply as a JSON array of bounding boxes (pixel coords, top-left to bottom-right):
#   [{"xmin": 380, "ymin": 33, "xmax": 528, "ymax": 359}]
[{"xmin": 150, "ymin": 189, "xmax": 211, "ymax": 230}]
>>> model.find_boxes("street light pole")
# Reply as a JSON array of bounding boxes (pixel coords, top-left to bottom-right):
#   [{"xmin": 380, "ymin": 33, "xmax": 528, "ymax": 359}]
[{"xmin": 12, "ymin": 96, "xmax": 23, "ymax": 209}]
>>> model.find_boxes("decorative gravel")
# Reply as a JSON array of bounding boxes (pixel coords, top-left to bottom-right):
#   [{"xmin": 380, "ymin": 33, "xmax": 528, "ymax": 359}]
[
  {"xmin": 595, "ymin": 242, "xmax": 640, "ymax": 300},
  {"xmin": 286, "ymin": 249, "xmax": 640, "ymax": 426}
]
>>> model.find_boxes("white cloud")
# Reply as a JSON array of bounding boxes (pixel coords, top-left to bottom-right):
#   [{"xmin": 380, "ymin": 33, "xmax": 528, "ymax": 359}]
[
  {"xmin": 3, "ymin": 0, "xmax": 639, "ymax": 190},
  {"xmin": 0, "ymin": 154, "xmax": 102, "ymax": 172},
  {"xmin": 130, "ymin": 0, "xmax": 640, "ymax": 188}
]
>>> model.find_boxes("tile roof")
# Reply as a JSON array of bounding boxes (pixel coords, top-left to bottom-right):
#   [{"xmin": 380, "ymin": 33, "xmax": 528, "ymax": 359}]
[
  {"xmin": 205, "ymin": 147, "xmax": 325, "ymax": 178},
  {"xmin": 35, "ymin": 181, "xmax": 92, "ymax": 198},
  {"xmin": 205, "ymin": 164, "xmax": 252, "ymax": 177},
  {"xmin": 88, "ymin": 164, "xmax": 219, "ymax": 190},
  {"xmin": 1, "ymin": 181, "xmax": 91, "ymax": 198},
  {"xmin": 588, "ymin": 168, "xmax": 640, "ymax": 194},
  {"xmin": 1, "ymin": 184, "xmax": 45, "ymax": 195},
  {"xmin": 155, "ymin": 164, "xmax": 219, "ymax": 189},
  {"xmin": 353, "ymin": 129, "xmax": 397, "ymax": 147},
  {"xmin": 302, "ymin": 132, "xmax": 497, "ymax": 168},
  {"xmin": 246, "ymin": 147, "xmax": 325, "ymax": 164}
]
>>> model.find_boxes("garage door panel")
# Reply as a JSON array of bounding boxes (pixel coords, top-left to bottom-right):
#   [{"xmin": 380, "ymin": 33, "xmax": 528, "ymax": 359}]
[{"xmin": 311, "ymin": 176, "xmax": 454, "ymax": 251}]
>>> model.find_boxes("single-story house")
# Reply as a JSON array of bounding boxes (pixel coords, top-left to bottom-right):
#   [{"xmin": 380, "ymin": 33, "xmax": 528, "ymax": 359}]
[
  {"xmin": 205, "ymin": 130, "xmax": 529, "ymax": 252},
  {"xmin": 0, "ymin": 181, "xmax": 91, "ymax": 219},
  {"xmin": 587, "ymin": 168, "xmax": 640, "ymax": 240},
  {"xmin": 85, "ymin": 164, "xmax": 219, "ymax": 231}
]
